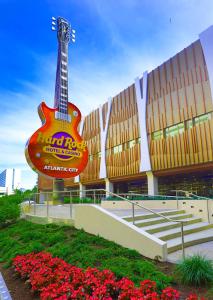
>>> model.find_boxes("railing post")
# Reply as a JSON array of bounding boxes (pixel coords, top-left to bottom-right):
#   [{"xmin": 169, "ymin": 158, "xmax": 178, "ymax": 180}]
[
  {"xmin": 132, "ymin": 202, "xmax": 135, "ymax": 225},
  {"xmin": 47, "ymin": 193, "xmax": 49, "ymax": 218},
  {"xmin": 180, "ymin": 222, "xmax": 185, "ymax": 259},
  {"xmin": 207, "ymin": 199, "xmax": 210, "ymax": 223},
  {"xmin": 93, "ymin": 190, "xmax": 96, "ymax": 204},
  {"xmin": 33, "ymin": 194, "xmax": 36, "ymax": 215},
  {"xmin": 70, "ymin": 191, "xmax": 72, "ymax": 218}
]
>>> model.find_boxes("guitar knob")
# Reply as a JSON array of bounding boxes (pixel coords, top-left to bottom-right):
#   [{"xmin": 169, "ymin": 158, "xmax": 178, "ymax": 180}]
[{"xmin": 73, "ymin": 111, "xmax": 78, "ymax": 117}]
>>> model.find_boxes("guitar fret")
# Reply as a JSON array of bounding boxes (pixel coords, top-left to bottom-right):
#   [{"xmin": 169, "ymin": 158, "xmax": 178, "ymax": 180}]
[{"xmin": 61, "ymin": 93, "xmax": 68, "ymax": 98}]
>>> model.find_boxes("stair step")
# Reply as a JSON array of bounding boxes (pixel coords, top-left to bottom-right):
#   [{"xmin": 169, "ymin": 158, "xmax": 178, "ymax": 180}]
[
  {"xmin": 144, "ymin": 217, "xmax": 202, "ymax": 233},
  {"xmin": 123, "ymin": 210, "xmax": 185, "ymax": 222},
  {"xmin": 167, "ymin": 229, "xmax": 213, "ymax": 253},
  {"xmin": 154, "ymin": 223, "xmax": 213, "ymax": 241},
  {"xmin": 134, "ymin": 213, "xmax": 193, "ymax": 227}
]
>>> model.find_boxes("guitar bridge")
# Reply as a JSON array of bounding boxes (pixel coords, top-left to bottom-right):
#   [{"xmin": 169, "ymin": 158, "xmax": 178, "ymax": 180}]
[{"xmin": 55, "ymin": 111, "xmax": 71, "ymax": 122}]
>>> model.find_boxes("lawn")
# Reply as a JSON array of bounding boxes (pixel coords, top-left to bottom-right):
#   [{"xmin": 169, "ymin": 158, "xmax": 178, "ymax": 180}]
[{"xmin": 0, "ymin": 219, "xmax": 171, "ymax": 291}]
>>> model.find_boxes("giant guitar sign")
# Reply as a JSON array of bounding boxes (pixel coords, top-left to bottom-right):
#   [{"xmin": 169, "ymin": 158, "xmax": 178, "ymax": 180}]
[{"xmin": 25, "ymin": 17, "xmax": 88, "ymax": 178}]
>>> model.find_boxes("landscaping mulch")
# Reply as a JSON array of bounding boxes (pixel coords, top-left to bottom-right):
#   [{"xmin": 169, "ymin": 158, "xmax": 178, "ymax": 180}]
[{"xmin": 0, "ymin": 263, "xmax": 39, "ymax": 300}]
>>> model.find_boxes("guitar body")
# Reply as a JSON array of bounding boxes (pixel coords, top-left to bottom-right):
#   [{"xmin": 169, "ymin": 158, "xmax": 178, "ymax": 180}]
[{"xmin": 25, "ymin": 101, "xmax": 88, "ymax": 179}]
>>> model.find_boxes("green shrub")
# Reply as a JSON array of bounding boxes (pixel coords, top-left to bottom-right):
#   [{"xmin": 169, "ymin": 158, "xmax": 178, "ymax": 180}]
[
  {"xmin": 175, "ymin": 254, "xmax": 213, "ymax": 286},
  {"xmin": 0, "ymin": 202, "xmax": 20, "ymax": 227}
]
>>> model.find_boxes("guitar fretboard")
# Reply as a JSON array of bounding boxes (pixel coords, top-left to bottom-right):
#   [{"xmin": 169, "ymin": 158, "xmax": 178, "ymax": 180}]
[{"xmin": 54, "ymin": 42, "xmax": 69, "ymax": 116}]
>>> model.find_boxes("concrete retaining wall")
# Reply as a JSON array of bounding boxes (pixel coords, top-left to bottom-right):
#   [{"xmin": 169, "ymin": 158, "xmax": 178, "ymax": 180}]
[{"xmin": 74, "ymin": 205, "xmax": 167, "ymax": 261}]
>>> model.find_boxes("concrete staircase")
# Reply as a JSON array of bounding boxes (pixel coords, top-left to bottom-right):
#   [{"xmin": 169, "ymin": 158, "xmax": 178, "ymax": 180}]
[{"xmin": 123, "ymin": 209, "xmax": 213, "ymax": 254}]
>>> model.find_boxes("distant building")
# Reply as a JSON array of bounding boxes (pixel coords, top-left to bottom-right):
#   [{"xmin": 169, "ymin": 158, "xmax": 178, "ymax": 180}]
[{"xmin": 0, "ymin": 169, "xmax": 21, "ymax": 195}]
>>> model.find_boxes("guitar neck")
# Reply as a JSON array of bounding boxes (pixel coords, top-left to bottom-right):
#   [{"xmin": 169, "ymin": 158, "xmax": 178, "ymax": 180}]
[{"xmin": 54, "ymin": 41, "xmax": 69, "ymax": 114}]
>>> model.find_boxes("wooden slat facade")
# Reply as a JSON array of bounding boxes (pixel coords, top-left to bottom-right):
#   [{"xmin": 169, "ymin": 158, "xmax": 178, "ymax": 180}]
[{"xmin": 38, "ymin": 39, "xmax": 213, "ymax": 190}]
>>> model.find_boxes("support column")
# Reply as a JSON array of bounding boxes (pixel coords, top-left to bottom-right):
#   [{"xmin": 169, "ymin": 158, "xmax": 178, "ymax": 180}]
[
  {"xmin": 105, "ymin": 178, "xmax": 114, "ymax": 197},
  {"xmin": 146, "ymin": 171, "xmax": 158, "ymax": 196},
  {"xmin": 199, "ymin": 25, "xmax": 213, "ymax": 104},
  {"xmin": 79, "ymin": 183, "xmax": 86, "ymax": 199},
  {"xmin": 74, "ymin": 117, "xmax": 85, "ymax": 183},
  {"xmin": 99, "ymin": 98, "xmax": 112, "ymax": 179},
  {"xmin": 53, "ymin": 179, "xmax": 64, "ymax": 202},
  {"xmin": 135, "ymin": 72, "xmax": 151, "ymax": 172}
]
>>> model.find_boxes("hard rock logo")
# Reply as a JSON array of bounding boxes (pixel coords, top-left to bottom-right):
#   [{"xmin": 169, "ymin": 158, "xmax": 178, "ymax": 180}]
[{"xmin": 37, "ymin": 131, "xmax": 87, "ymax": 161}]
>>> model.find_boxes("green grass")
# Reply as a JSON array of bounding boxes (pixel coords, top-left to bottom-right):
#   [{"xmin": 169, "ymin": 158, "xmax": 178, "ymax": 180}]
[
  {"xmin": 175, "ymin": 254, "xmax": 213, "ymax": 287},
  {"xmin": 0, "ymin": 220, "xmax": 171, "ymax": 290}
]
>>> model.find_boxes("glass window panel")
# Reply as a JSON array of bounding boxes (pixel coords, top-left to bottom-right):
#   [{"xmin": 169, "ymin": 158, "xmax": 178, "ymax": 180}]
[
  {"xmin": 129, "ymin": 140, "xmax": 136, "ymax": 148},
  {"xmin": 186, "ymin": 120, "xmax": 193, "ymax": 129},
  {"xmin": 152, "ymin": 130, "xmax": 163, "ymax": 140},
  {"xmin": 194, "ymin": 113, "xmax": 212, "ymax": 125}
]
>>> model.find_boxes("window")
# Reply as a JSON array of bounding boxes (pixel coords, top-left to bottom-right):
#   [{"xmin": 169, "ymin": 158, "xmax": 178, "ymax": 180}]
[
  {"xmin": 128, "ymin": 140, "xmax": 136, "ymax": 148},
  {"xmin": 136, "ymin": 137, "xmax": 141, "ymax": 144},
  {"xmin": 113, "ymin": 144, "xmax": 122, "ymax": 154},
  {"xmin": 194, "ymin": 113, "xmax": 211, "ymax": 126},
  {"xmin": 165, "ymin": 123, "xmax": 184, "ymax": 137},
  {"xmin": 152, "ymin": 130, "xmax": 163, "ymax": 140},
  {"xmin": 106, "ymin": 149, "xmax": 111, "ymax": 156},
  {"xmin": 186, "ymin": 119, "xmax": 193, "ymax": 129}
]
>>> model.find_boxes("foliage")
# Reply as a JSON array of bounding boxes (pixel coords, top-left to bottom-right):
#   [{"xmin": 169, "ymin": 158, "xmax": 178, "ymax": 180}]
[
  {"xmin": 0, "ymin": 187, "xmax": 38, "ymax": 227},
  {"xmin": 12, "ymin": 251, "xmax": 199, "ymax": 300},
  {"xmin": 63, "ymin": 197, "xmax": 96, "ymax": 204},
  {"xmin": 0, "ymin": 220, "xmax": 172, "ymax": 290},
  {"xmin": 175, "ymin": 255, "xmax": 213, "ymax": 287},
  {"xmin": 0, "ymin": 198, "xmax": 20, "ymax": 227}
]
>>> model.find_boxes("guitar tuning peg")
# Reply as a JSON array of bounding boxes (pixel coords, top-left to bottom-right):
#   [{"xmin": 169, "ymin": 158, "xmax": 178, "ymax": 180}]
[
  {"xmin": 52, "ymin": 16, "xmax": 56, "ymax": 21},
  {"xmin": 52, "ymin": 26, "xmax": 56, "ymax": 31}
]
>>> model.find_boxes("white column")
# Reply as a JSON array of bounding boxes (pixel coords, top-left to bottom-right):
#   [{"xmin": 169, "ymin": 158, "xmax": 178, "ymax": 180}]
[
  {"xmin": 75, "ymin": 117, "xmax": 85, "ymax": 183},
  {"xmin": 105, "ymin": 178, "xmax": 114, "ymax": 197},
  {"xmin": 146, "ymin": 171, "xmax": 158, "ymax": 196},
  {"xmin": 79, "ymin": 183, "xmax": 86, "ymax": 199},
  {"xmin": 199, "ymin": 25, "xmax": 213, "ymax": 103},
  {"xmin": 135, "ymin": 72, "xmax": 151, "ymax": 172},
  {"xmin": 99, "ymin": 98, "xmax": 112, "ymax": 179}
]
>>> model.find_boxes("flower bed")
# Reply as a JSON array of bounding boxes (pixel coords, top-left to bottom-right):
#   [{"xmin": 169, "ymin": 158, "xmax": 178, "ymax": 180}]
[{"xmin": 12, "ymin": 252, "xmax": 204, "ymax": 300}]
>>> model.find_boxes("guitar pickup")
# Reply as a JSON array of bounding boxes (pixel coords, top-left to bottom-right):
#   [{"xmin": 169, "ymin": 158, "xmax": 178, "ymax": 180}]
[{"xmin": 55, "ymin": 111, "xmax": 71, "ymax": 122}]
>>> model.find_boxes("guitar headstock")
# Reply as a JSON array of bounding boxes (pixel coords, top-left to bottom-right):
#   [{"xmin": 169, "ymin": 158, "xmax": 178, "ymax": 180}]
[{"xmin": 51, "ymin": 17, "xmax": 75, "ymax": 44}]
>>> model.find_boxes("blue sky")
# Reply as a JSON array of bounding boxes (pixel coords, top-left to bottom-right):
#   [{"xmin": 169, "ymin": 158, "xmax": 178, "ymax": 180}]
[{"xmin": 0, "ymin": 0, "xmax": 213, "ymax": 189}]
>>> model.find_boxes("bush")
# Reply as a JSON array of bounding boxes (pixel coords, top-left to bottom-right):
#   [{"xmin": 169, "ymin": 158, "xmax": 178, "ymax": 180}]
[
  {"xmin": 0, "ymin": 201, "xmax": 20, "ymax": 227},
  {"xmin": 175, "ymin": 254, "xmax": 213, "ymax": 286}
]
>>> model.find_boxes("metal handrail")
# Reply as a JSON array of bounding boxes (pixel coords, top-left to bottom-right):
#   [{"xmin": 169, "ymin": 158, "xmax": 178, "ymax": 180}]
[
  {"xmin": 24, "ymin": 188, "xmax": 186, "ymax": 258},
  {"xmin": 171, "ymin": 189, "xmax": 212, "ymax": 200}
]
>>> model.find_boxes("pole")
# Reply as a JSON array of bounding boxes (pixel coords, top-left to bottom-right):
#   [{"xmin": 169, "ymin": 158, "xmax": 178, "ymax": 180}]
[
  {"xmin": 70, "ymin": 191, "xmax": 72, "ymax": 218},
  {"xmin": 181, "ymin": 222, "xmax": 185, "ymax": 259},
  {"xmin": 33, "ymin": 194, "xmax": 36, "ymax": 215},
  {"xmin": 93, "ymin": 190, "xmax": 96, "ymax": 204},
  {"xmin": 132, "ymin": 203, "xmax": 135, "ymax": 225},
  {"xmin": 47, "ymin": 192, "xmax": 49, "ymax": 218}
]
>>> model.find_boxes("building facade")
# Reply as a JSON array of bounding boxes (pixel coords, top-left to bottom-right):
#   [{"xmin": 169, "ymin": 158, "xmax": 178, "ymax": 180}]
[
  {"xmin": 0, "ymin": 169, "xmax": 21, "ymax": 195},
  {"xmin": 39, "ymin": 25, "xmax": 213, "ymax": 197}
]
